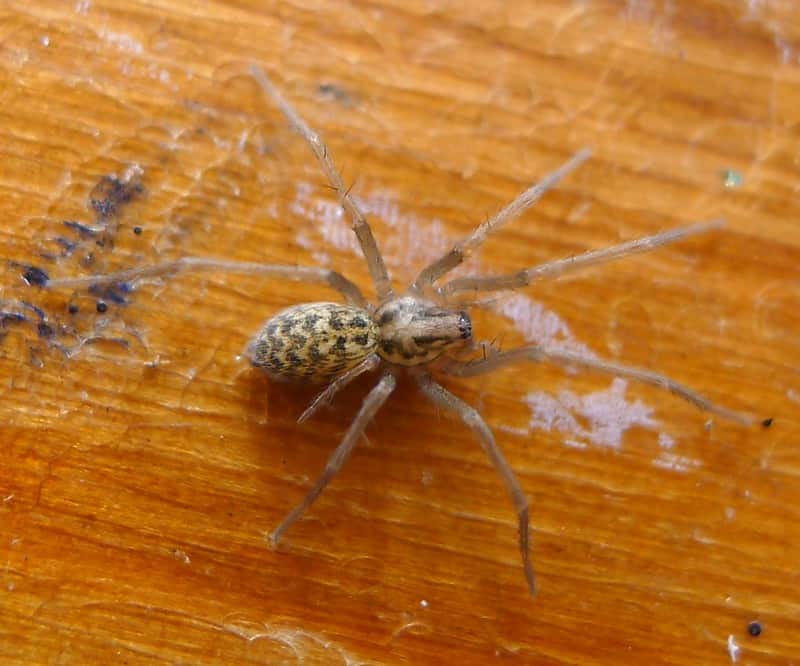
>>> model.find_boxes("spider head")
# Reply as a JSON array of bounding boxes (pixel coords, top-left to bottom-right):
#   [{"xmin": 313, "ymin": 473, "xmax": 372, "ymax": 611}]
[{"xmin": 374, "ymin": 296, "xmax": 472, "ymax": 366}]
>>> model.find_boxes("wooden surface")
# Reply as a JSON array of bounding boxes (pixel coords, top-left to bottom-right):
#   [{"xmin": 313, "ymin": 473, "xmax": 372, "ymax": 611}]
[{"xmin": 1, "ymin": 2, "xmax": 799, "ymax": 664}]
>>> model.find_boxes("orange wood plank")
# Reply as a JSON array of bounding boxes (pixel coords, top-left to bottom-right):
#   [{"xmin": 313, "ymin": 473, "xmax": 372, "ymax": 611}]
[{"xmin": 1, "ymin": 2, "xmax": 798, "ymax": 664}]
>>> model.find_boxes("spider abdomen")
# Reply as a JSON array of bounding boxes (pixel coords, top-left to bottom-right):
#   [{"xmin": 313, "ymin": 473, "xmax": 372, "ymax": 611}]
[{"xmin": 249, "ymin": 302, "xmax": 378, "ymax": 382}]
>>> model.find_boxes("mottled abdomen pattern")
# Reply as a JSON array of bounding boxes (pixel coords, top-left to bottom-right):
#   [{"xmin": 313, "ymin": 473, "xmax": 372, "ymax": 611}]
[{"xmin": 249, "ymin": 302, "xmax": 378, "ymax": 382}]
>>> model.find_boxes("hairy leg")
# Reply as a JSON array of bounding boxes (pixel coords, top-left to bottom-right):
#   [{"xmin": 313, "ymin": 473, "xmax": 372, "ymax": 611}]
[
  {"xmin": 412, "ymin": 148, "xmax": 591, "ymax": 292},
  {"xmin": 270, "ymin": 372, "xmax": 396, "ymax": 544},
  {"xmin": 446, "ymin": 345, "xmax": 753, "ymax": 425},
  {"xmin": 441, "ymin": 219, "xmax": 723, "ymax": 297},
  {"xmin": 44, "ymin": 257, "xmax": 367, "ymax": 307},
  {"xmin": 298, "ymin": 353, "xmax": 381, "ymax": 423},
  {"xmin": 416, "ymin": 374, "xmax": 536, "ymax": 597},
  {"xmin": 250, "ymin": 65, "xmax": 393, "ymax": 301}
]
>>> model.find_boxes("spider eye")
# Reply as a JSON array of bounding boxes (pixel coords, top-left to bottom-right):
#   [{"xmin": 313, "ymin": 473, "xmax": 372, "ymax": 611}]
[{"xmin": 458, "ymin": 312, "xmax": 472, "ymax": 339}]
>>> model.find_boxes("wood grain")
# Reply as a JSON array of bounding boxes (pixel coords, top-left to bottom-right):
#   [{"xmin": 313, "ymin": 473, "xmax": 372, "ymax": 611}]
[{"xmin": 1, "ymin": 1, "xmax": 799, "ymax": 664}]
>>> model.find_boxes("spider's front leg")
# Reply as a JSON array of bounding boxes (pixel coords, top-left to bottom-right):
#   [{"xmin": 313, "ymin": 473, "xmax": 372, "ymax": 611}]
[
  {"xmin": 412, "ymin": 149, "xmax": 592, "ymax": 292},
  {"xmin": 416, "ymin": 374, "xmax": 537, "ymax": 597},
  {"xmin": 250, "ymin": 65, "xmax": 393, "ymax": 301},
  {"xmin": 440, "ymin": 219, "xmax": 724, "ymax": 297},
  {"xmin": 43, "ymin": 257, "xmax": 367, "ymax": 306}
]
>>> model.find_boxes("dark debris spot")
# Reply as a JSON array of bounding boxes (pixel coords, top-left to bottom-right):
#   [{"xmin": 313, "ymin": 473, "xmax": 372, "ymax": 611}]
[
  {"xmin": 133, "ymin": 226, "xmax": 143, "ymax": 235},
  {"xmin": 68, "ymin": 303, "xmax": 79, "ymax": 315},
  {"xmin": 37, "ymin": 322, "xmax": 55, "ymax": 339},
  {"xmin": 1, "ymin": 312, "xmax": 26, "ymax": 326},
  {"xmin": 748, "ymin": 621, "xmax": 762, "ymax": 637},
  {"xmin": 63, "ymin": 220, "xmax": 97, "ymax": 237},
  {"xmin": 23, "ymin": 301, "xmax": 46, "ymax": 321},
  {"xmin": 317, "ymin": 82, "xmax": 354, "ymax": 107},
  {"xmin": 96, "ymin": 301, "xmax": 108, "ymax": 314},
  {"xmin": 21, "ymin": 265, "xmax": 50, "ymax": 286},
  {"xmin": 89, "ymin": 174, "xmax": 144, "ymax": 219},
  {"xmin": 55, "ymin": 237, "xmax": 77, "ymax": 254},
  {"xmin": 761, "ymin": 418, "xmax": 773, "ymax": 428},
  {"xmin": 88, "ymin": 283, "xmax": 128, "ymax": 305}
]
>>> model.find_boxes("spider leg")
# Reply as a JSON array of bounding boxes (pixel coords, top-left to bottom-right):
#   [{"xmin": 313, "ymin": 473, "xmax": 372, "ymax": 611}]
[
  {"xmin": 412, "ymin": 148, "xmax": 591, "ymax": 292},
  {"xmin": 298, "ymin": 353, "xmax": 381, "ymax": 424},
  {"xmin": 446, "ymin": 346, "xmax": 754, "ymax": 425},
  {"xmin": 44, "ymin": 257, "xmax": 367, "ymax": 307},
  {"xmin": 441, "ymin": 219, "xmax": 724, "ymax": 297},
  {"xmin": 250, "ymin": 65, "xmax": 393, "ymax": 301},
  {"xmin": 416, "ymin": 374, "xmax": 536, "ymax": 597},
  {"xmin": 270, "ymin": 372, "xmax": 396, "ymax": 545}
]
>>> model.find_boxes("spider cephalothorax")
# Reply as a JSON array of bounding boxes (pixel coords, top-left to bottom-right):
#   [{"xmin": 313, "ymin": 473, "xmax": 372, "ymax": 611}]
[
  {"xmin": 373, "ymin": 296, "xmax": 471, "ymax": 365},
  {"xmin": 40, "ymin": 65, "xmax": 753, "ymax": 597}
]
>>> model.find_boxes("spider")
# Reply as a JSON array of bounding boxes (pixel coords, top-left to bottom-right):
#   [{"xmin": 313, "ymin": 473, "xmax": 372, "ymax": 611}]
[{"xmin": 40, "ymin": 65, "xmax": 753, "ymax": 597}]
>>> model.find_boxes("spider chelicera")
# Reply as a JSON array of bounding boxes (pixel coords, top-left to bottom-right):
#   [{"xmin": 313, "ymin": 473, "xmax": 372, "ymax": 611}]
[{"xmin": 42, "ymin": 65, "xmax": 752, "ymax": 596}]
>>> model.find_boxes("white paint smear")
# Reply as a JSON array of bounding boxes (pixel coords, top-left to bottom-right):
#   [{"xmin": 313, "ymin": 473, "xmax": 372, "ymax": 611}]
[
  {"xmin": 652, "ymin": 452, "xmax": 702, "ymax": 473},
  {"xmin": 658, "ymin": 432, "xmax": 675, "ymax": 449},
  {"xmin": 99, "ymin": 29, "xmax": 144, "ymax": 54},
  {"xmin": 525, "ymin": 378, "xmax": 657, "ymax": 449},
  {"xmin": 291, "ymin": 182, "xmax": 451, "ymax": 271},
  {"xmin": 494, "ymin": 293, "xmax": 597, "ymax": 355}
]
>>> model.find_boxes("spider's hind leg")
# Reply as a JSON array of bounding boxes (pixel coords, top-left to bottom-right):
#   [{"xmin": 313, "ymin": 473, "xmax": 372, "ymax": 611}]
[
  {"xmin": 298, "ymin": 353, "xmax": 381, "ymax": 423},
  {"xmin": 446, "ymin": 345, "xmax": 754, "ymax": 425},
  {"xmin": 416, "ymin": 374, "xmax": 536, "ymax": 597},
  {"xmin": 270, "ymin": 372, "xmax": 396, "ymax": 545}
]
